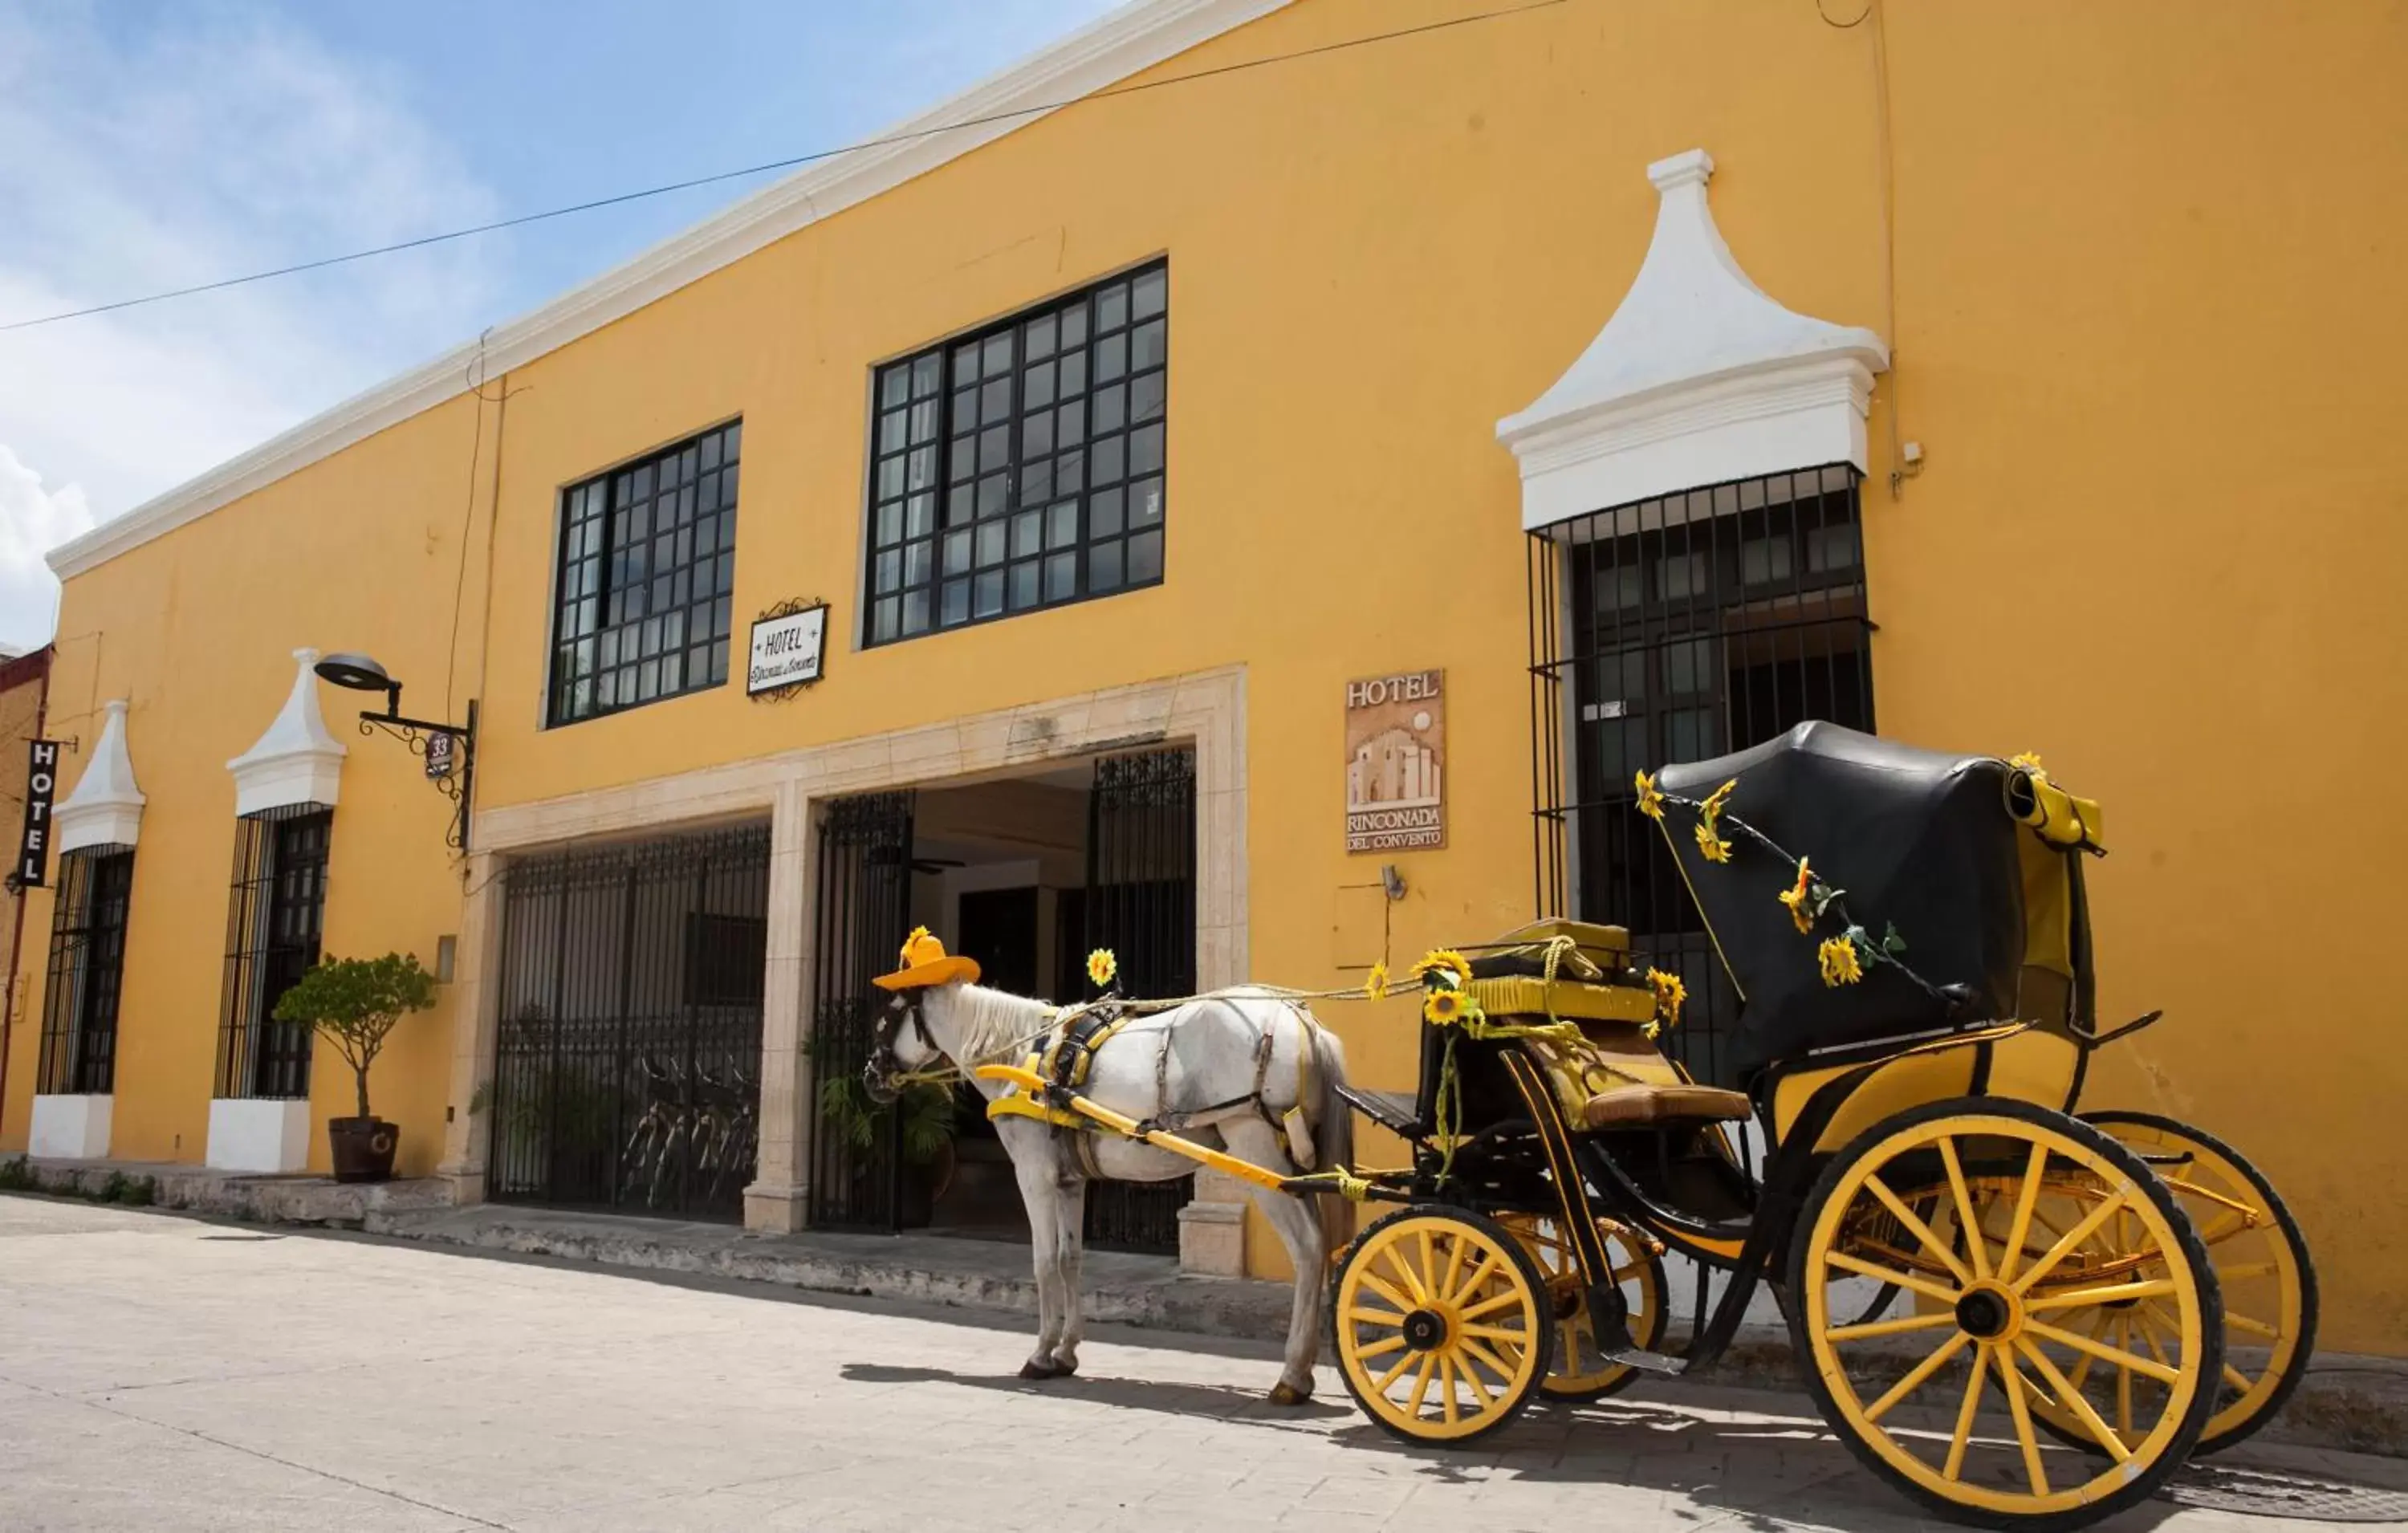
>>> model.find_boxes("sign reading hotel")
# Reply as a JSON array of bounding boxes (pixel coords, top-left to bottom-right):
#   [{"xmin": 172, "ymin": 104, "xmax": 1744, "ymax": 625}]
[
  {"xmin": 747, "ymin": 602, "xmax": 828, "ymax": 697},
  {"xmin": 17, "ymin": 738, "xmax": 58, "ymax": 888},
  {"xmin": 1345, "ymin": 669, "xmax": 1445, "ymax": 853}
]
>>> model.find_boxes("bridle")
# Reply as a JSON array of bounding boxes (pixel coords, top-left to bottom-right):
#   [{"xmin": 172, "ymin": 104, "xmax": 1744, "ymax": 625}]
[{"xmin": 862, "ymin": 991, "xmax": 934, "ymax": 1105}]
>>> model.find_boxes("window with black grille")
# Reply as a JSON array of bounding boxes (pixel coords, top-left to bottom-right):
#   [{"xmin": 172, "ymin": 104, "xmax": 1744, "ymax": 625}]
[
  {"xmin": 549, "ymin": 421, "xmax": 740, "ymax": 725},
  {"xmin": 1527, "ymin": 466, "xmax": 1872, "ymax": 1086},
  {"xmin": 215, "ymin": 805, "xmax": 332, "ymax": 1100},
  {"xmin": 36, "ymin": 846, "xmax": 135, "ymax": 1096},
  {"xmin": 864, "ymin": 262, "xmax": 1166, "ymax": 645}
]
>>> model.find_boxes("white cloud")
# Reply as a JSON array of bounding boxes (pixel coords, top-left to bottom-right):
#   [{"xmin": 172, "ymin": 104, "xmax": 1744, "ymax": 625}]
[
  {"xmin": 0, "ymin": 2, "xmax": 508, "ymax": 637},
  {"xmin": 0, "ymin": 447, "xmax": 94, "ymax": 650}
]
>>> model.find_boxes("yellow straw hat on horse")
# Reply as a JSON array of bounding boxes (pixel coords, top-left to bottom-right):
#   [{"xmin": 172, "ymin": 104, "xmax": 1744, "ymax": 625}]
[{"xmin": 873, "ymin": 926, "xmax": 982, "ymax": 990}]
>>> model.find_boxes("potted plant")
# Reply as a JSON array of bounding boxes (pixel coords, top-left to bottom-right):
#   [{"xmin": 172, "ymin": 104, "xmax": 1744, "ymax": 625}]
[
  {"xmin": 271, "ymin": 951, "xmax": 437, "ymax": 1183},
  {"xmin": 815, "ymin": 1069, "xmax": 958, "ymax": 1226}
]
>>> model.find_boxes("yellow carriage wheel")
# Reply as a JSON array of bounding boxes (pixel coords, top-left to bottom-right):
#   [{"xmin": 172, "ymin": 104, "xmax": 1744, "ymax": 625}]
[
  {"xmin": 1789, "ymin": 1098, "xmax": 2221, "ymax": 1530},
  {"xmin": 2058, "ymin": 1114, "xmax": 2315, "ymax": 1457},
  {"xmin": 1332, "ymin": 1207, "xmax": 1551, "ymax": 1445},
  {"xmin": 1498, "ymin": 1213, "xmax": 1667, "ymax": 1403}
]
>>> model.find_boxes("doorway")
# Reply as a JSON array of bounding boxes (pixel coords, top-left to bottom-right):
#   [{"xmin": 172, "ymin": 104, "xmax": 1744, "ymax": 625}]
[{"xmin": 806, "ymin": 746, "xmax": 1196, "ymax": 1253}]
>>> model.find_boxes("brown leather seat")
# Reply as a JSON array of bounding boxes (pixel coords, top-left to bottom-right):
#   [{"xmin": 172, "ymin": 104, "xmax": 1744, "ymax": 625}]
[{"xmin": 1575, "ymin": 1081, "xmax": 1753, "ymax": 1130}]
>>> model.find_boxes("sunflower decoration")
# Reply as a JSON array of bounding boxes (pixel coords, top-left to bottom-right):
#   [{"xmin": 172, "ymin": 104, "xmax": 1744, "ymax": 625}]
[
  {"xmin": 2009, "ymin": 750, "xmax": 2047, "ymax": 779},
  {"xmin": 1644, "ymin": 966, "xmax": 1687, "ymax": 1039},
  {"xmin": 900, "ymin": 925, "xmax": 934, "ymax": 966},
  {"xmin": 1633, "ymin": 770, "xmax": 1666, "ymax": 822},
  {"xmin": 1364, "ymin": 961, "xmax": 1390, "ymax": 1002},
  {"xmin": 1778, "ymin": 857, "xmax": 1816, "ymax": 934},
  {"xmin": 1423, "ymin": 986, "xmax": 1472, "ymax": 1027},
  {"xmin": 1817, "ymin": 935, "xmax": 1865, "ymax": 987},
  {"xmin": 1409, "ymin": 949, "xmax": 1473, "ymax": 989},
  {"xmin": 1085, "ymin": 948, "xmax": 1119, "ymax": 990},
  {"xmin": 1694, "ymin": 779, "xmax": 1738, "ymax": 864}
]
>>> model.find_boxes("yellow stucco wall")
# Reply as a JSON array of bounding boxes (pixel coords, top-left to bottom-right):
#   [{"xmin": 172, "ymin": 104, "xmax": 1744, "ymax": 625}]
[{"xmin": 6, "ymin": 1, "xmax": 2405, "ymax": 1351}]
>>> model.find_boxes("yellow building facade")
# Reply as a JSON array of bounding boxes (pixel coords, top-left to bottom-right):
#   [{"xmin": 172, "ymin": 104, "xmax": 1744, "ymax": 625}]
[{"xmin": 5, "ymin": 0, "xmax": 2405, "ymax": 1355}]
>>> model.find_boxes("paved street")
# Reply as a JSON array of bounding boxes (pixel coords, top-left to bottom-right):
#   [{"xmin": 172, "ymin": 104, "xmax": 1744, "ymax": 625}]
[{"xmin": 1, "ymin": 1195, "xmax": 2401, "ymax": 1531}]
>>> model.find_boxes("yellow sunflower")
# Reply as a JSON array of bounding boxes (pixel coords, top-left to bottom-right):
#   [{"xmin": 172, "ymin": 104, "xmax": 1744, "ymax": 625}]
[
  {"xmin": 1694, "ymin": 779, "xmax": 1737, "ymax": 864},
  {"xmin": 1086, "ymin": 948, "xmax": 1118, "ymax": 988},
  {"xmin": 2009, "ymin": 750, "xmax": 2047, "ymax": 777},
  {"xmin": 1364, "ymin": 962, "xmax": 1390, "ymax": 1002},
  {"xmin": 1411, "ymin": 949, "xmax": 1473, "ymax": 988},
  {"xmin": 1778, "ymin": 857, "xmax": 1815, "ymax": 933},
  {"xmin": 1423, "ymin": 988, "xmax": 1470, "ymax": 1027},
  {"xmin": 1633, "ymin": 771, "xmax": 1666, "ymax": 822},
  {"xmin": 1818, "ymin": 936, "xmax": 1864, "ymax": 987},
  {"xmin": 1645, "ymin": 966, "xmax": 1686, "ymax": 1029},
  {"xmin": 900, "ymin": 925, "xmax": 933, "ymax": 966}
]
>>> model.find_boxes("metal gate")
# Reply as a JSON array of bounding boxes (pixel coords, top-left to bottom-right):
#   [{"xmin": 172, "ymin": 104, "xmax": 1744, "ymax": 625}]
[
  {"xmin": 807, "ymin": 791, "xmax": 917, "ymax": 1230},
  {"xmin": 1527, "ymin": 466, "xmax": 1873, "ymax": 1088},
  {"xmin": 486, "ymin": 823, "xmax": 771, "ymax": 1221},
  {"xmin": 1081, "ymin": 747, "xmax": 1196, "ymax": 1254}
]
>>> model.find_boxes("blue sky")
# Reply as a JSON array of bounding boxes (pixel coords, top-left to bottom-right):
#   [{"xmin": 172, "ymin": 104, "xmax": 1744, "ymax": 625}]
[{"xmin": 0, "ymin": 0, "xmax": 1123, "ymax": 648}]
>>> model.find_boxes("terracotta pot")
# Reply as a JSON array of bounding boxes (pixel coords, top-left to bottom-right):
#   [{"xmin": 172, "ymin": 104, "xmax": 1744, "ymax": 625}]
[{"xmin": 328, "ymin": 1116, "xmax": 399, "ymax": 1183}]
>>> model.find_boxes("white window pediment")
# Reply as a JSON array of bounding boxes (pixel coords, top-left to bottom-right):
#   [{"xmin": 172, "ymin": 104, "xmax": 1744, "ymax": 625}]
[
  {"xmin": 53, "ymin": 698, "xmax": 145, "ymax": 854},
  {"xmin": 1496, "ymin": 148, "xmax": 1889, "ymax": 531},
  {"xmin": 227, "ymin": 648, "xmax": 347, "ymax": 817}
]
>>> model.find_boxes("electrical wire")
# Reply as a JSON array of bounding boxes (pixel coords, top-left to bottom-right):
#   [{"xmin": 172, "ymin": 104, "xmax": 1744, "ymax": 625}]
[{"xmin": 0, "ymin": 0, "xmax": 1568, "ymax": 335}]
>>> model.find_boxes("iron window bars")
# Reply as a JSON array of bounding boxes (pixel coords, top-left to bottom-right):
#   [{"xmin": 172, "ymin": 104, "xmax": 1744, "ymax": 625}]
[
  {"xmin": 35, "ymin": 845, "xmax": 135, "ymax": 1096},
  {"xmin": 1526, "ymin": 466, "xmax": 1873, "ymax": 1088},
  {"xmin": 214, "ymin": 804, "xmax": 332, "ymax": 1100},
  {"xmin": 549, "ymin": 420, "xmax": 742, "ymax": 726},
  {"xmin": 864, "ymin": 262, "xmax": 1167, "ymax": 645},
  {"xmin": 486, "ymin": 823, "xmax": 771, "ymax": 1221}
]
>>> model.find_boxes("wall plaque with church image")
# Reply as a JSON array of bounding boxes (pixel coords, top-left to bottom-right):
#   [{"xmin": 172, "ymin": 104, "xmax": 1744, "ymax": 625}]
[{"xmin": 1344, "ymin": 669, "xmax": 1446, "ymax": 852}]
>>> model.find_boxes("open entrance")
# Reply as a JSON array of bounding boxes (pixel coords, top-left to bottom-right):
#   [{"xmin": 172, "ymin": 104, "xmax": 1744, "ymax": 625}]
[
  {"xmin": 807, "ymin": 746, "xmax": 1195, "ymax": 1253},
  {"xmin": 485, "ymin": 824, "xmax": 771, "ymax": 1222}
]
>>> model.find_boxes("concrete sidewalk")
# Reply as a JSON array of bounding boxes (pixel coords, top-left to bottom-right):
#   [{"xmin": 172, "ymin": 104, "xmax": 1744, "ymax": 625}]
[{"xmin": 9, "ymin": 1150, "xmax": 2406, "ymax": 1462}]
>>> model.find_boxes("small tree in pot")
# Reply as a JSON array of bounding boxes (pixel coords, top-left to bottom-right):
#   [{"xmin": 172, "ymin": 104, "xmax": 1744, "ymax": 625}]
[{"xmin": 271, "ymin": 952, "xmax": 437, "ymax": 1182}]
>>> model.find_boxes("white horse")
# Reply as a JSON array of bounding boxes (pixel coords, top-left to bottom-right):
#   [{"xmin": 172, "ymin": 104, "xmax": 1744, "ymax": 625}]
[{"xmin": 864, "ymin": 979, "xmax": 1354, "ymax": 1404}]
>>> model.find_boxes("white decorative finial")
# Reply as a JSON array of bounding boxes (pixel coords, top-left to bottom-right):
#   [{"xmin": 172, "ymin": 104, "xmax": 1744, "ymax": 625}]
[
  {"xmin": 1645, "ymin": 148, "xmax": 1714, "ymax": 192},
  {"xmin": 55, "ymin": 697, "xmax": 146, "ymax": 852},
  {"xmin": 228, "ymin": 648, "xmax": 347, "ymax": 815}
]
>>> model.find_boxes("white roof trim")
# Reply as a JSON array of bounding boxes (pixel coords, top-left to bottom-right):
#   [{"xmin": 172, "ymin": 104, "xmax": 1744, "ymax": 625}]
[
  {"xmin": 48, "ymin": 0, "xmax": 1292, "ymax": 582},
  {"xmin": 1496, "ymin": 148, "xmax": 1889, "ymax": 531},
  {"xmin": 53, "ymin": 698, "xmax": 145, "ymax": 854},
  {"xmin": 228, "ymin": 649, "xmax": 348, "ymax": 817}
]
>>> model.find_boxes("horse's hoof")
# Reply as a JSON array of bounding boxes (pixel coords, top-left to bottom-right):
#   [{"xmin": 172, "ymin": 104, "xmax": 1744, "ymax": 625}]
[
  {"xmin": 1267, "ymin": 1381, "xmax": 1312, "ymax": 1407},
  {"xmin": 1019, "ymin": 1359, "xmax": 1068, "ymax": 1381}
]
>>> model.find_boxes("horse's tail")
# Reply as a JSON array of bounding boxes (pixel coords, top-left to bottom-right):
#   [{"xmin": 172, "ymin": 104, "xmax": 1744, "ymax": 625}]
[{"xmin": 1307, "ymin": 1015, "xmax": 1356, "ymax": 1261}]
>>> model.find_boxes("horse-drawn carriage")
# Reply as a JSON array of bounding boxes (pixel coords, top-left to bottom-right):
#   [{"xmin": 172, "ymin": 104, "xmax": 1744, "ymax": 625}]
[{"xmin": 867, "ymin": 722, "xmax": 2314, "ymax": 1531}]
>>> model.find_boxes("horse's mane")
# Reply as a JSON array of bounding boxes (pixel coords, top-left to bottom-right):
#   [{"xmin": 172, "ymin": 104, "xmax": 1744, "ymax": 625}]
[{"xmin": 946, "ymin": 982, "xmax": 1056, "ymax": 1063}]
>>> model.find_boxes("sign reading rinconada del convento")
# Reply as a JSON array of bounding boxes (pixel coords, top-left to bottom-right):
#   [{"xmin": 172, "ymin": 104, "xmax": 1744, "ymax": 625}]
[{"xmin": 1345, "ymin": 669, "xmax": 1445, "ymax": 853}]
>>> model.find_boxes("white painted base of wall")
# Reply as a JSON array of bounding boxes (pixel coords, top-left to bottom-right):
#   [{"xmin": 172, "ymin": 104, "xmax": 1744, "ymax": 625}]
[
  {"xmin": 206, "ymin": 1098, "xmax": 313, "ymax": 1174},
  {"xmin": 29, "ymin": 1095, "xmax": 113, "ymax": 1160}
]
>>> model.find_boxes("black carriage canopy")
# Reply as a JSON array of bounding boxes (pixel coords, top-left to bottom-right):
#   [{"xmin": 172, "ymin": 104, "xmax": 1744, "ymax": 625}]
[{"xmin": 1651, "ymin": 722, "xmax": 2103, "ymax": 1082}]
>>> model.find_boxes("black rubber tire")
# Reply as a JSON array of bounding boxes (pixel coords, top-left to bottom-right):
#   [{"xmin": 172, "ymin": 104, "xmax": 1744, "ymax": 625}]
[
  {"xmin": 1328, "ymin": 1204, "xmax": 1554, "ymax": 1447},
  {"xmin": 1784, "ymin": 1096, "xmax": 2223, "ymax": 1533},
  {"xmin": 2072, "ymin": 1111, "xmax": 2317, "ymax": 1458}
]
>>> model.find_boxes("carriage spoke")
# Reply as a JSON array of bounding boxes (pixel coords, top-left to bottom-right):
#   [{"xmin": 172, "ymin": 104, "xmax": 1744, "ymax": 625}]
[
  {"xmin": 1826, "ymin": 1310, "xmax": 1959, "ymax": 1344},
  {"xmin": 1438, "ymin": 1357, "xmax": 1461, "ymax": 1424},
  {"xmin": 1938, "ymin": 1137, "xmax": 1992, "ymax": 1280},
  {"xmin": 1867, "ymin": 1174, "xmax": 1975, "ymax": 1288},
  {"xmin": 2116, "ymin": 1317, "xmax": 2136, "ymax": 1439},
  {"xmin": 1824, "ymin": 1249, "xmax": 1962, "ymax": 1306},
  {"xmin": 1353, "ymin": 1333, "xmax": 1409, "ymax": 1361},
  {"xmin": 1999, "ymin": 1348, "xmax": 2052, "ymax": 1497},
  {"xmin": 2224, "ymin": 1362, "xmax": 2257, "ymax": 1394},
  {"xmin": 2225, "ymin": 1310, "xmax": 2282, "ymax": 1340},
  {"xmin": 1356, "ymin": 1269, "xmax": 1414, "ymax": 1316},
  {"xmin": 1345, "ymin": 1305, "xmax": 1405, "ymax": 1328},
  {"xmin": 1460, "ymin": 1322, "xmax": 1533, "ymax": 1346},
  {"xmin": 2138, "ymin": 1301, "xmax": 2182, "ymax": 1364},
  {"xmin": 1373, "ymin": 1348, "xmax": 1419, "ymax": 1393},
  {"xmin": 1865, "ymin": 1330, "xmax": 1971, "ymax": 1424},
  {"xmin": 1391, "ymin": 1242, "xmax": 1430, "ymax": 1304},
  {"xmin": 1417, "ymin": 1230, "xmax": 1439, "ymax": 1303},
  {"xmin": 2016, "ymin": 1337, "xmax": 2132, "ymax": 1462},
  {"xmin": 2216, "ymin": 1260, "xmax": 2279, "ymax": 1284},
  {"xmin": 1405, "ymin": 1354, "xmax": 1437, "ymax": 1414},
  {"xmin": 2024, "ymin": 1277, "xmax": 2178, "ymax": 1312},
  {"xmin": 1459, "ymin": 1287, "xmax": 1531, "ymax": 1323},
  {"xmin": 1448, "ymin": 1254, "xmax": 1503, "ymax": 1308},
  {"xmin": 2194, "ymin": 1211, "xmax": 2248, "ymax": 1246},
  {"xmin": 1456, "ymin": 1340, "xmax": 1510, "ymax": 1403},
  {"xmin": 1943, "ymin": 1344, "xmax": 1992, "ymax": 1482},
  {"xmin": 1995, "ymin": 1142, "xmax": 2052, "ymax": 1283},
  {"xmin": 2024, "ymin": 1318, "xmax": 2182, "ymax": 1385},
  {"xmin": 1439, "ymin": 1230, "xmax": 1469, "ymax": 1308},
  {"xmin": 2012, "ymin": 1189, "xmax": 2129, "ymax": 1295}
]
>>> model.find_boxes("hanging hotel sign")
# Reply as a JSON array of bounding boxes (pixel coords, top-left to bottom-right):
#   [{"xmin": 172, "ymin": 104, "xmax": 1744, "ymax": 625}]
[
  {"xmin": 747, "ymin": 599, "xmax": 828, "ymax": 700},
  {"xmin": 1344, "ymin": 669, "xmax": 1446, "ymax": 853},
  {"xmin": 17, "ymin": 738, "xmax": 59, "ymax": 888}
]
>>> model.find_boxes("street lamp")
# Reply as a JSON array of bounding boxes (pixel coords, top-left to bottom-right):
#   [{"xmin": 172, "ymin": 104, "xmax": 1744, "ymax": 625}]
[{"xmin": 315, "ymin": 653, "xmax": 478, "ymax": 851}]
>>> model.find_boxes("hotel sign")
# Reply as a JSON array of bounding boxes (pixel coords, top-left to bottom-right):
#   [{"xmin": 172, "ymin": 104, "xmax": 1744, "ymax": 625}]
[
  {"xmin": 1345, "ymin": 669, "xmax": 1445, "ymax": 853},
  {"xmin": 17, "ymin": 738, "xmax": 59, "ymax": 888},
  {"xmin": 747, "ymin": 601, "xmax": 828, "ymax": 698}
]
